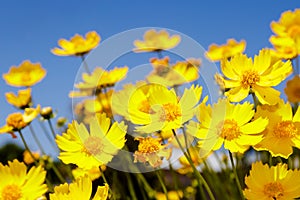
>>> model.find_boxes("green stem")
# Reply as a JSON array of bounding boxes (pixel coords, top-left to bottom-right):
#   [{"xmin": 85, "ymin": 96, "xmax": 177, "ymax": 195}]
[
  {"xmin": 29, "ymin": 124, "xmax": 46, "ymax": 155},
  {"xmin": 156, "ymin": 170, "xmax": 169, "ymax": 200},
  {"xmin": 251, "ymin": 92, "xmax": 258, "ymax": 109},
  {"xmin": 81, "ymin": 55, "xmax": 91, "ymax": 74},
  {"xmin": 99, "ymin": 167, "xmax": 115, "ymax": 200},
  {"xmin": 47, "ymin": 119, "xmax": 57, "ymax": 140},
  {"xmin": 49, "ymin": 161, "xmax": 66, "ymax": 183},
  {"xmin": 18, "ymin": 130, "xmax": 38, "ymax": 165},
  {"xmin": 228, "ymin": 151, "xmax": 245, "ymax": 200},
  {"xmin": 38, "ymin": 120, "xmax": 58, "ymax": 151},
  {"xmin": 125, "ymin": 173, "xmax": 138, "ymax": 200}
]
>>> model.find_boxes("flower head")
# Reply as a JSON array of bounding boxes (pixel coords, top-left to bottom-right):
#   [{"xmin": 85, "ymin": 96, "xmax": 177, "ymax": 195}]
[
  {"xmin": 72, "ymin": 166, "xmax": 105, "ymax": 181},
  {"xmin": 51, "ymin": 31, "xmax": 101, "ymax": 56},
  {"xmin": 244, "ymin": 161, "xmax": 300, "ymax": 200},
  {"xmin": 23, "ymin": 150, "xmax": 40, "ymax": 165},
  {"xmin": 3, "ymin": 60, "xmax": 46, "ymax": 87},
  {"xmin": 284, "ymin": 75, "xmax": 300, "ymax": 103},
  {"xmin": 133, "ymin": 29, "xmax": 180, "ymax": 52},
  {"xmin": 0, "ymin": 159, "xmax": 47, "ymax": 200},
  {"xmin": 5, "ymin": 88, "xmax": 32, "ymax": 109}
]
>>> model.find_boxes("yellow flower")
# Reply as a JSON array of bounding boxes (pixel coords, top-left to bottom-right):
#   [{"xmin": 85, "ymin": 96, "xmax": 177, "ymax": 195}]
[
  {"xmin": 205, "ymin": 38, "xmax": 246, "ymax": 62},
  {"xmin": 133, "ymin": 29, "xmax": 181, "ymax": 52},
  {"xmin": 0, "ymin": 159, "xmax": 47, "ymax": 199},
  {"xmin": 128, "ymin": 84, "xmax": 203, "ymax": 133},
  {"xmin": 269, "ymin": 9, "xmax": 300, "ymax": 59},
  {"xmin": 51, "ymin": 31, "xmax": 101, "ymax": 56},
  {"xmin": 50, "ymin": 175, "xmax": 108, "ymax": 200},
  {"xmin": 0, "ymin": 105, "xmax": 41, "ymax": 138},
  {"xmin": 72, "ymin": 165, "xmax": 106, "ymax": 181},
  {"xmin": 220, "ymin": 49, "xmax": 292, "ymax": 104},
  {"xmin": 254, "ymin": 100, "xmax": 300, "ymax": 158},
  {"xmin": 187, "ymin": 99, "xmax": 268, "ymax": 156},
  {"xmin": 244, "ymin": 161, "xmax": 300, "ymax": 200},
  {"xmin": 23, "ymin": 150, "xmax": 40, "ymax": 165},
  {"xmin": 3, "ymin": 60, "xmax": 46, "ymax": 87},
  {"xmin": 156, "ymin": 190, "xmax": 183, "ymax": 200},
  {"xmin": 5, "ymin": 88, "xmax": 32, "ymax": 109},
  {"xmin": 133, "ymin": 137, "xmax": 171, "ymax": 168},
  {"xmin": 284, "ymin": 75, "xmax": 300, "ymax": 103},
  {"xmin": 56, "ymin": 114, "xmax": 127, "ymax": 169}
]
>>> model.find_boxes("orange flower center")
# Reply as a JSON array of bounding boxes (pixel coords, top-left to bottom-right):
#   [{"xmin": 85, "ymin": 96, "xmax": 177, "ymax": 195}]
[
  {"xmin": 138, "ymin": 100, "xmax": 152, "ymax": 113},
  {"xmin": 138, "ymin": 137, "xmax": 161, "ymax": 153},
  {"xmin": 288, "ymin": 25, "xmax": 300, "ymax": 38},
  {"xmin": 82, "ymin": 136, "xmax": 103, "ymax": 156},
  {"xmin": 218, "ymin": 119, "xmax": 241, "ymax": 141},
  {"xmin": 273, "ymin": 121, "xmax": 297, "ymax": 138},
  {"xmin": 2, "ymin": 184, "xmax": 22, "ymax": 200},
  {"xmin": 6, "ymin": 113, "xmax": 27, "ymax": 130},
  {"xmin": 241, "ymin": 70, "xmax": 260, "ymax": 88},
  {"xmin": 160, "ymin": 103, "xmax": 182, "ymax": 122},
  {"xmin": 263, "ymin": 182, "xmax": 284, "ymax": 199}
]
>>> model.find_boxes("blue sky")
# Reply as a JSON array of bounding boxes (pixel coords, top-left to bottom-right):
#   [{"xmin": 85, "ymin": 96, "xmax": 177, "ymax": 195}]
[{"xmin": 0, "ymin": 1, "xmax": 299, "ymax": 155}]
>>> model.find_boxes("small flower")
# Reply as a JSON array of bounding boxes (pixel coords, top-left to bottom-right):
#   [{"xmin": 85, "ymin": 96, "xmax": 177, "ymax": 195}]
[
  {"xmin": 72, "ymin": 165, "xmax": 105, "ymax": 181},
  {"xmin": 5, "ymin": 88, "xmax": 32, "ymax": 109},
  {"xmin": 3, "ymin": 60, "xmax": 46, "ymax": 87},
  {"xmin": 134, "ymin": 137, "xmax": 171, "ymax": 168},
  {"xmin": 156, "ymin": 190, "xmax": 183, "ymax": 200},
  {"xmin": 40, "ymin": 106, "xmax": 54, "ymax": 120},
  {"xmin": 284, "ymin": 75, "xmax": 300, "ymax": 103},
  {"xmin": 205, "ymin": 38, "xmax": 246, "ymax": 61},
  {"xmin": 50, "ymin": 175, "xmax": 109, "ymax": 200},
  {"xmin": 269, "ymin": 37, "xmax": 298, "ymax": 59},
  {"xmin": 56, "ymin": 114, "xmax": 127, "ymax": 169},
  {"xmin": 51, "ymin": 31, "xmax": 101, "ymax": 56},
  {"xmin": 23, "ymin": 150, "xmax": 40, "ymax": 165},
  {"xmin": 133, "ymin": 29, "xmax": 180, "ymax": 52},
  {"xmin": 56, "ymin": 117, "xmax": 68, "ymax": 128},
  {"xmin": 0, "ymin": 159, "xmax": 47, "ymax": 200},
  {"xmin": 244, "ymin": 161, "xmax": 300, "ymax": 200}
]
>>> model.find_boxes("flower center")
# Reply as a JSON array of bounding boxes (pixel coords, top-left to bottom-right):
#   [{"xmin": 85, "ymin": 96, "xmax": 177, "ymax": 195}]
[
  {"xmin": 293, "ymin": 87, "xmax": 300, "ymax": 99},
  {"xmin": 160, "ymin": 103, "xmax": 182, "ymax": 122},
  {"xmin": 138, "ymin": 100, "xmax": 152, "ymax": 113},
  {"xmin": 82, "ymin": 136, "xmax": 103, "ymax": 156},
  {"xmin": 241, "ymin": 70, "xmax": 260, "ymax": 88},
  {"xmin": 263, "ymin": 182, "xmax": 284, "ymax": 199},
  {"xmin": 288, "ymin": 25, "xmax": 300, "ymax": 39},
  {"xmin": 273, "ymin": 121, "xmax": 298, "ymax": 138},
  {"xmin": 6, "ymin": 113, "xmax": 27, "ymax": 130},
  {"xmin": 218, "ymin": 119, "xmax": 241, "ymax": 141},
  {"xmin": 138, "ymin": 137, "xmax": 161, "ymax": 153},
  {"xmin": 2, "ymin": 184, "xmax": 22, "ymax": 200}
]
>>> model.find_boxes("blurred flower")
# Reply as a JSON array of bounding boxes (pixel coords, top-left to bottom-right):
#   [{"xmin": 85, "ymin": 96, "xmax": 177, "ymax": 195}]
[
  {"xmin": 205, "ymin": 39, "xmax": 246, "ymax": 61},
  {"xmin": 51, "ymin": 31, "xmax": 101, "ymax": 56},
  {"xmin": 187, "ymin": 99, "xmax": 268, "ymax": 156},
  {"xmin": 220, "ymin": 49, "xmax": 292, "ymax": 105},
  {"xmin": 5, "ymin": 88, "xmax": 32, "ymax": 109},
  {"xmin": 244, "ymin": 161, "xmax": 300, "ymax": 200},
  {"xmin": 156, "ymin": 190, "xmax": 183, "ymax": 200},
  {"xmin": 134, "ymin": 137, "xmax": 171, "ymax": 168},
  {"xmin": 40, "ymin": 106, "xmax": 54, "ymax": 120},
  {"xmin": 269, "ymin": 9, "xmax": 300, "ymax": 59},
  {"xmin": 72, "ymin": 165, "xmax": 106, "ymax": 181},
  {"xmin": 0, "ymin": 159, "xmax": 47, "ymax": 199},
  {"xmin": 56, "ymin": 114, "xmax": 127, "ymax": 169},
  {"xmin": 50, "ymin": 175, "xmax": 108, "ymax": 200},
  {"xmin": 3, "ymin": 60, "xmax": 46, "ymax": 87},
  {"xmin": 284, "ymin": 75, "xmax": 300, "ymax": 103},
  {"xmin": 23, "ymin": 150, "xmax": 40, "ymax": 165},
  {"xmin": 133, "ymin": 29, "xmax": 180, "ymax": 52},
  {"xmin": 0, "ymin": 105, "xmax": 41, "ymax": 138},
  {"xmin": 56, "ymin": 117, "xmax": 68, "ymax": 128}
]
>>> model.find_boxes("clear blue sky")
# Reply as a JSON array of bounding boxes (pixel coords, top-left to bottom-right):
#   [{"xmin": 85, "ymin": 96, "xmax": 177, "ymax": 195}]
[{"xmin": 0, "ymin": 1, "xmax": 298, "ymax": 155}]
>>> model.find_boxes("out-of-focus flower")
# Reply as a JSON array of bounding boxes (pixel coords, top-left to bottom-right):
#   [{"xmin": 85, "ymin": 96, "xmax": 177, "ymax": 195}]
[
  {"xmin": 220, "ymin": 49, "xmax": 292, "ymax": 105},
  {"xmin": 284, "ymin": 75, "xmax": 300, "ymax": 103},
  {"xmin": 3, "ymin": 60, "xmax": 46, "ymax": 87},
  {"xmin": 156, "ymin": 190, "xmax": 183, "ymax": 200},
  {"xmin": 40, "ymin": 106, "xmax": 54, "ymax": 120},
  {"xmin": 187, "ymin": 99, "xmax": 268, "ymax": 156},
  {"xmin": 133, "ymin": 29, "xmax": 180, "ymax": 52},
  {"xmin": 254, "ymin": 100, "xmax": 300, "ymax": 158},
  {"xmin": 5, "ymin": 88, "xmax": 32, "ymax": 109},
  {"xmin": 205, "ymin": 39, "xmax": 246, "ymax": 61},
  {"xmin": 244, "ymin": 161, "xmax": 300, "ymax": 200},
  {"xmin": 51, "ymin": 31, "xmax": 101, "ymax": 56},
  {"xmin": 50, "ymin": 175, "xmax": 108, "ymax": 200},
  {"xmin": 0, "ymin": 159, "xmax": 47, "ymax": 199},
  {"xmin": 72, "ymin": 165, "xmax": 105, "ymax": 181},
  {"xmin": 56, "ymin": 117, "xmax": 68, "ymax": 128},
  {"xmin": 23, "ymin": 150, "xmax": 40, "ymax": 165},
  {"xmin": 0, "ymin": 105, "xmax": 41, "ymax": 138},
  {"xmin": 56, "ymin": 114, "xmax": 127, "ymax": 169},
  {"xmin": 269, "ymin": 9, "xmax": 300, "ymax": 59},
  {"xmin": 134, "ymin": 137, "xmax": 171, "ymax": 168}
]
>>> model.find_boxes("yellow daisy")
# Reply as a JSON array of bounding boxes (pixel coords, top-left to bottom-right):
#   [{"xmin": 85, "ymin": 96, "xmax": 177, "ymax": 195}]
[
  {"xmin": 56, "ymin": 114, "xmax": 127, "ymax": 169},
  {"xmin": 133, "ymin": 29, "xmax": 181, "ymax": 52},
  {"xmin": 0, "ymin": 159, "xmax": 47, "ymax": 200},
  {"xmin": 51, "ymin": 31, "xmax": 101, "ymax": 56},
  {"xmin": 23, "ymin": 150, "xmax": 40, "ymax": 165},
  {"xmin": 244, "ymin": 161, "xmax": 300, "ymax": 200},
  {"xmin": 270, "ymin": 36, "xmax": 299, "ymax": 59},
  {"xmin": 205, "ymin": 38, "xmax": 246, "ymax": 62},
  {"xmin": 50, "ymin": 175, "xmax": 108, "ymax": 200},
  {"xmin": 220, "ymin": 49, "xmax": 292, "ymax": 104},
  {"xmin": 5, "ymin": 88, "xmax": 32, "ymax": 109},
  {"xmin": 3, "ymin": 60, "xmax": 47, "ymax": 87},
  {"xmin": 72, "ymin": 165, "xmax": 105, "ymax": 181},
  {"xmin": 187, "ymin": 99, "xmax": 268, "ymax": 156},
  {"xmin": 284, "ymin": 75, "xmax": 300, "ymax": 103}
]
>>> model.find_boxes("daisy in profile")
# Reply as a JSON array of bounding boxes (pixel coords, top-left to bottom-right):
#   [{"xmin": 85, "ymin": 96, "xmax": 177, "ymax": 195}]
[
  {"xmin": 244, "ymin": 161, "xmax": 300, "ymax": 200},
  {"xmin": 0, "ymin": 159, "xmax": 47, "ymax": 200},
  {"xmin": 5, "ymin": 88, "xmax": 32, "ymax": 109},
  {"xmin": 56, "ymin": 113, "xmax": 127, "ymax": 169}
]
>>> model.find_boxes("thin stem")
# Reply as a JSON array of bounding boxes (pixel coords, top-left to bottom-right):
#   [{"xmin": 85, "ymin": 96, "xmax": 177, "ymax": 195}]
[
  {"xmin": 156, "ymin": 170, "xmax": 169, "ymax": 200},
  {"xmin": 228, "ymin": 151, "xmax": 245, "ymax": 200},
  {"xmin": 125, "ymin": 173, "xmax": 138, "ymax": 200},
  {"xmin": 18, "ymin": 130, "xmax": 38, "ymax": 165},
  {"xmin": 156, "ymin": 50, "xmax": 163, "ymax": 59},
  {"xmin": 47, "ymin": 119, "xmax": 57, "ymax": 140},
  {"xmin": 251, "ymin": 92, "xmax": 258, "ymax": 109},
  {"xmin": 99, "ymin": 167, "xmax": 115, "ymax": 200},
  {"xmin": 81, "ymin": 55, "xmax": 91, "ymax": 74},
  {"xmin": 29, "ymin": 124, "xmax": 46, "ymax": 155},
  {"xmin": 49, "ymin": 161, "xmax": 66, "ymax": 183},
  {"xmin": 38, "ymin": 120, "xmax": 58, "ymax": 151}
]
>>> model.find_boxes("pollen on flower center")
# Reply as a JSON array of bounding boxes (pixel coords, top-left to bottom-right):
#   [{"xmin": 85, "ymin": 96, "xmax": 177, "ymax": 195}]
[
  {"xmin": 6, "ymin": 113, "xmax": 26, "ymax": 130},
  {"xmin": 160, "ymin": 103, "xmax": 182, "ymax": 122},
  {"xmin": 241, "ymin": 70, "xmax": 260, "ymax": 88},
  {"xmin": 138, "ymin": 137, "xmax": 161, "ymax": 153},
  {"xmin": 138, "ymin": 100, "xmax": 151, "ymax": 113},
  {"xmin": 2, "ymin": 184, "xmax": 22, "ymax": 200},
  {"xmin": 273, "ymin": 121, "xmax": 297, "ymax": 138},
  {"xmin": 82, "ymin": 136, "xmax": 103, "ymax": 156},
  {"xmin": 218, "ymin": 119, "xmax": 241, "ymax": 141},
  {"xmin": 263, "ymin": 182, "xmax": 284, "ymax": 199}
]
